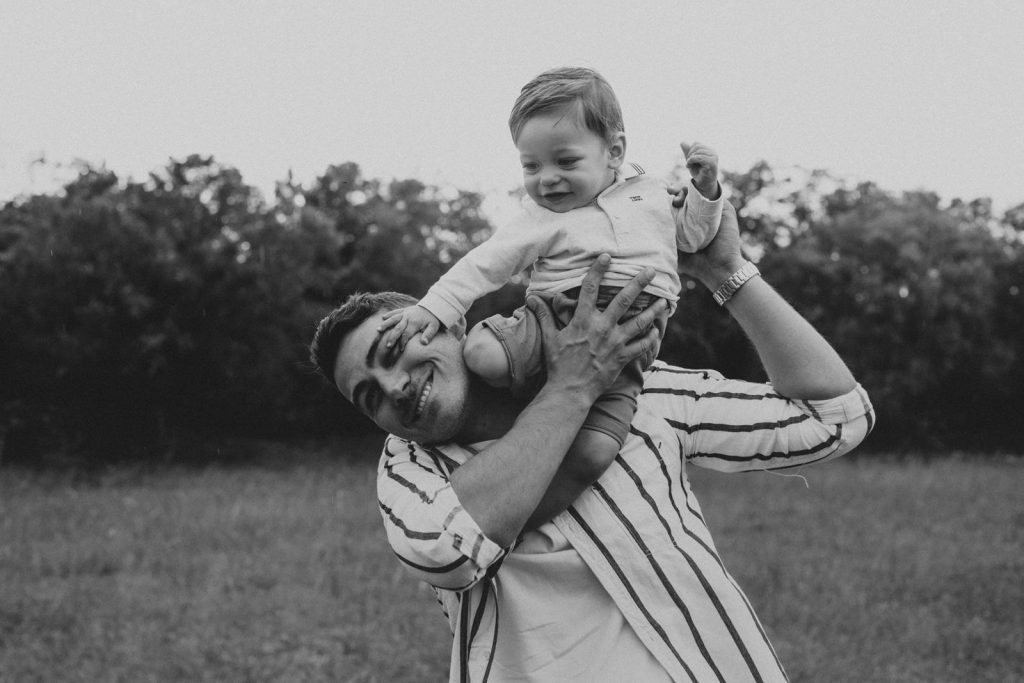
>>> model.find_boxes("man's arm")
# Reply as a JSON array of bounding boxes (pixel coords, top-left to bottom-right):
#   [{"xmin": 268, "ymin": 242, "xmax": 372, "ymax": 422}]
[
  {"xmin": 645, "ymin": 363, "xmax": 872, "ymax": 472},
  {"xmin": 677, "ymin": 199, "xmax": 856, "ymax": 400},
  {"xmin": 449, "ymin": 256, "xmax": 666, "ymax": 547},
  {"xmin": 655, "ymin": 196, "xmax": 872, "ymax": 470}
]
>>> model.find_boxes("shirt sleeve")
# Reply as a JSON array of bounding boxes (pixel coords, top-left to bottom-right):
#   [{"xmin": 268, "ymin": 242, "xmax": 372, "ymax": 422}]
[
  {"xmin": 674, "ymin": 182, "xmax": 724, "ymax": 253},
  {"xmin": 418, "ymin": 210, "xmax": 557, "ymax": 328},
  {"xmin": 641, "ymin": 362, "xmax": 875, "ymax": 471},
  {"xmin": 376, "ymin": 435, "xmax": 508, "ymax": 591}
]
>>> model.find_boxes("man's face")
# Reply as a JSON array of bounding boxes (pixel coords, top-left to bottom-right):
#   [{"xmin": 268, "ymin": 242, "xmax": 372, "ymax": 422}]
[
  {"xmin": 517, "ymin": 111, "xmax": 623, "ymax": 213},
  {"xmin": 333, "ymin": 311, "xmax": 471, "ymax": 444}
]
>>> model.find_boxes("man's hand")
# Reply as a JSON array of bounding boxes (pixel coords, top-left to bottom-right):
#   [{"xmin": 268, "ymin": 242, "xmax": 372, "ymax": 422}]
[
  {"xmin": 448, "ymin": 258, "xmax": 665, "ymax": 546},
  {"xmin": 680, "ymin": 141, "xmax": 720, "ymax": 200},
  {"xmin": 378, "ymin": 305, "xmax": 442, "ymax": 348},
  {"xmin": 526, "ymin": 255, "xmax": 666, "ymax": 405},
  {"xmin": 676, "ymin": 200, "xmax": 747, "ymax": 292}
]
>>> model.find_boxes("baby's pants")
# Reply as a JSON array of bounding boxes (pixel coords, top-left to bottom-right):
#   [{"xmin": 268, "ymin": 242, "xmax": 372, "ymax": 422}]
[{"xmin": 477, "ymin": 286, "xmax": 668, "ymax": 447}]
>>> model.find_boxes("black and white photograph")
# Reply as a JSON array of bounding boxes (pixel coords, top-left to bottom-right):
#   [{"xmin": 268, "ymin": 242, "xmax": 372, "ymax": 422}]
[{"xmin": 1, "ymin": 2, "xmax": 1021, "ymax": 681}]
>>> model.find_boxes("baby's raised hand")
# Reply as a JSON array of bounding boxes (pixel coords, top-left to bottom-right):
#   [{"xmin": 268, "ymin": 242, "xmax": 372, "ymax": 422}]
[
  {"xmin": 680, "ymin": 142, "xmax": 720, "ymax": 199},
  {"xmin": 378, "ymin": 305, "xmax": 442, "ymax": 348}
]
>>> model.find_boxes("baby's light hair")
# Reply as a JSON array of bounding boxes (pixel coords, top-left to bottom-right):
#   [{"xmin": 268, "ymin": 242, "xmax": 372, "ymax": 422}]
[{"xmin": 508, "ymin": 67, "xmax": 624, "ymax": 145}]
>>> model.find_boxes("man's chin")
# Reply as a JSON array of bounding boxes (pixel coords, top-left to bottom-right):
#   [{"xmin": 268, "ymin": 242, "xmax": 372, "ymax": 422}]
[{"xmin": 401, "ymin": 410, "xmax": 462, "ymax": 446}]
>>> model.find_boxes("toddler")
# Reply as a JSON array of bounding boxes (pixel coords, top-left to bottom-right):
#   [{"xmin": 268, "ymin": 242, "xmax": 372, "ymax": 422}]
[{"xmin": 379, "ymin": 66, "xmax": 723, "ymax": 459}]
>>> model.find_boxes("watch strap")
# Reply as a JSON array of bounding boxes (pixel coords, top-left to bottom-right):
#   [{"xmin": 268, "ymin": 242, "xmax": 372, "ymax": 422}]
[{"xmin": 712, "ymin": 261, "xmax": 760, "ymax": 306}]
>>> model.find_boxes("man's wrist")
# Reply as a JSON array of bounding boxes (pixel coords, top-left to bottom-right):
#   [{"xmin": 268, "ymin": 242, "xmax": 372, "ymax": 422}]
[
  {"xmin": 534, "ymin": 380, "xmax": 598, "ymax": 414},
  {"xmin": 696, "ymin": 256, "xmax": 747, "ymax": 292},
  {"xmin": 712, "ymin": 261, "xmax": 761, "ymax": 306}
]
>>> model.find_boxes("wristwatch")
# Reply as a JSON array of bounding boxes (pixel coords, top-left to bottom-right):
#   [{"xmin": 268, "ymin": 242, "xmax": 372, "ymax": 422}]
[{"xmin": 712, "ymin": 261, "xmax": 760, "ymax": 306}]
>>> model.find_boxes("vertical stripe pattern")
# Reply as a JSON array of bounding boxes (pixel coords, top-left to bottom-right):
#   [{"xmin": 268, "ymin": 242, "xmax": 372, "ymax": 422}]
[{"xmin": 376, "ymin": 361, "xmax": 874, "ymax": 681}]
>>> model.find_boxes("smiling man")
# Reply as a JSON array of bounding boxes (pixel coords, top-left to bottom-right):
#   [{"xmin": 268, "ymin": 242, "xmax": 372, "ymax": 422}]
[
  {"xmin": 311, "ymin": 203, "xmax": 875, "ymax": 682},
  {"xmin": 332, "ymin": 291, "xmax": 476, "ymax": 446}
]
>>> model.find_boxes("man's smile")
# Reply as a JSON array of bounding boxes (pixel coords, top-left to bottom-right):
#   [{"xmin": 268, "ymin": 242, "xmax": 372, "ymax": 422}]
[{"xmin": 408, "ymin": 368, "xmax": 433, "ymax": 425}]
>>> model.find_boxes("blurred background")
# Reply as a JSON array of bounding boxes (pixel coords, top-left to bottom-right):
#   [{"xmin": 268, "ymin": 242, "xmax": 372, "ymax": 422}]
[
  {"xmin": 0, "ymin": 2, "xmax": 1021, "ymax": 681},
  {"xmin": 1, "ymin": 0, "xmax": 1021, "ymax": 463}
]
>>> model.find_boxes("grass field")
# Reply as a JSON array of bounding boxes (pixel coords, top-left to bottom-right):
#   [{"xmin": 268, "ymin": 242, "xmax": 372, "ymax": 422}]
[{"xmin": 1, "ymin": 438, "xmax": 1021, "ymax": 682}]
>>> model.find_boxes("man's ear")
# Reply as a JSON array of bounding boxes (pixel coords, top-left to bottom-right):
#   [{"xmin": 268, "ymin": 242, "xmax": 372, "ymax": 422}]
[{"xmin": 607, "ymin": 132, "xmax": 626, "ymax": 169}]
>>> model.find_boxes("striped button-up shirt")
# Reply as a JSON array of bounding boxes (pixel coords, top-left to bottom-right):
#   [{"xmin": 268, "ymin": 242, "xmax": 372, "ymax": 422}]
[{"xmin": 377, "ymin": 362, "xmax": 875, "ymax": 682}]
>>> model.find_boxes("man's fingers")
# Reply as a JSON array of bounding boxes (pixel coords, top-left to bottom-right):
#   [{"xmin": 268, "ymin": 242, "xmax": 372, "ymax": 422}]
[
  {"xmin": 623, "ymin": 326, "xmax": 662, "ymax": 367},
  {"xmin": 603, "ymin": 267, "xmax": 655, "ymax": 321},
  {"xmin": 525, "ymin": 295, "xmax": 558, "ymax": 338},
  {"xmin": 551, "ymin": 291, "xmax": 575, "ymax": 311},
  {"xmin": 575, "ymin": 254, "xmax": 611, "ymax": 317},
  {"xmin": 717, "ymin": 198, "xmax": 739, "ymax": 232},
  {"xmin": 621, "ymin": 299, "xmax": 666, "ymax": 344}
]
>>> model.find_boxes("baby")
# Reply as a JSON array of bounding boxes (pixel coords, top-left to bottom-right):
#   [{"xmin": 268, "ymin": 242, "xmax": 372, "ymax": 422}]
[{"xmin": 379, "ymin": 66, "xmax": 723, "ymax": 461}]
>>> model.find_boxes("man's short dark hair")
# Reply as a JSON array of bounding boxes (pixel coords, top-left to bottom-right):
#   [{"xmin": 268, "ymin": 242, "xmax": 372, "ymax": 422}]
[{"xmin": 309, "ymin": 291, "xmax": 418, "ymax": 383}]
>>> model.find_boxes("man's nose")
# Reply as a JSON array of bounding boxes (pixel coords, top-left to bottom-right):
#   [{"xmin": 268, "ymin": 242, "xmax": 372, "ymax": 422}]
[{"xmin": 380, "ymin": 370, "xmax": 411, "ymax": 401}]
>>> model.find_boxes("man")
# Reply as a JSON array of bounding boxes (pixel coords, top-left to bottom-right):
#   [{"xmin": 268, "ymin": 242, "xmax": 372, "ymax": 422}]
[{"xmin": 311, "ymin": 201, "xmax": 874, "ymax": 682}]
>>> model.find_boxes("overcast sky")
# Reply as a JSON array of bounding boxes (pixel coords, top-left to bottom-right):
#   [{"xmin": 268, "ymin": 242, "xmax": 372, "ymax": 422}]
[{"xmin": 1, "ymin": 1, "xmax": 1021, "ymax": 215}]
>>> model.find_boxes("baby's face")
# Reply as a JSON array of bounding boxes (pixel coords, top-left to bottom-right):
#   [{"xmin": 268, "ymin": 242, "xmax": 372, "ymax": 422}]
[{"xmin": 516, "ymin": 112, "xmax": 622, "ymax": 213}]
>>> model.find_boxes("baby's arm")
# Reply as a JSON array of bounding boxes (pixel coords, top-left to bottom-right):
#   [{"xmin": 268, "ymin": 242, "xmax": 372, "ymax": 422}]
[
  {"xmin": 681, "ymin": 141, "xmax": 720, "ymax": 199},
  {"xmin": 387, "ymin": 211, "xmax": 554, "ymax": 349},
  {"xmin": 672, "ymin": 141, "xmax": 724, "ymax": 253},
  {"xmin": 378, "ymin": 305, "xmax": 442, "ymax": 348}
]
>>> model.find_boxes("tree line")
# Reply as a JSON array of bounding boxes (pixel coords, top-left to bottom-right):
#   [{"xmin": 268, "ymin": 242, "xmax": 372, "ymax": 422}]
[{"xmin": 1, "ymin": 155, "xmax": 1021, "ymax": 464}]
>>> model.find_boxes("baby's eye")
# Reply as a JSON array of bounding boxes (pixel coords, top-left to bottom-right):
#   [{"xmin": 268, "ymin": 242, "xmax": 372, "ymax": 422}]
[
  {"xmin": 522, "ymin": 162, "xmax": 539, "ymax": 173},
  {"xmin": 558, "ymin": 158, "xmax": 580, "ymax": 168}
]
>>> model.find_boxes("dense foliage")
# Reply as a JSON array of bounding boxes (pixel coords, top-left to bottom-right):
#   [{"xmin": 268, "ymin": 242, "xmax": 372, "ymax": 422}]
[{"xmin": 1, "ymin": 155, "xmax": 1021, "ymax": 463}]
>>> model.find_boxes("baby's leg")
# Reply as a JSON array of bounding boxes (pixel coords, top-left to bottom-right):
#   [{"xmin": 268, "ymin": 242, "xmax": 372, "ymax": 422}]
[
  {"xmin": 466, "ymin": 309, "xmax": 546, "ymax": 397},
  {"xmin": 464, "ymin": 322, "xmax": 512, "ymax": 388},
  {"xmin": 560, "ymin": 390, "xmax": 637, "ymax": 486},
  {"xmin": 565, "ymin": 354, "xmax": 646, "ymax": 473},
  {"xmin": 565, "ymin": 292, "xmax": 669, "ymax": 463}
]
